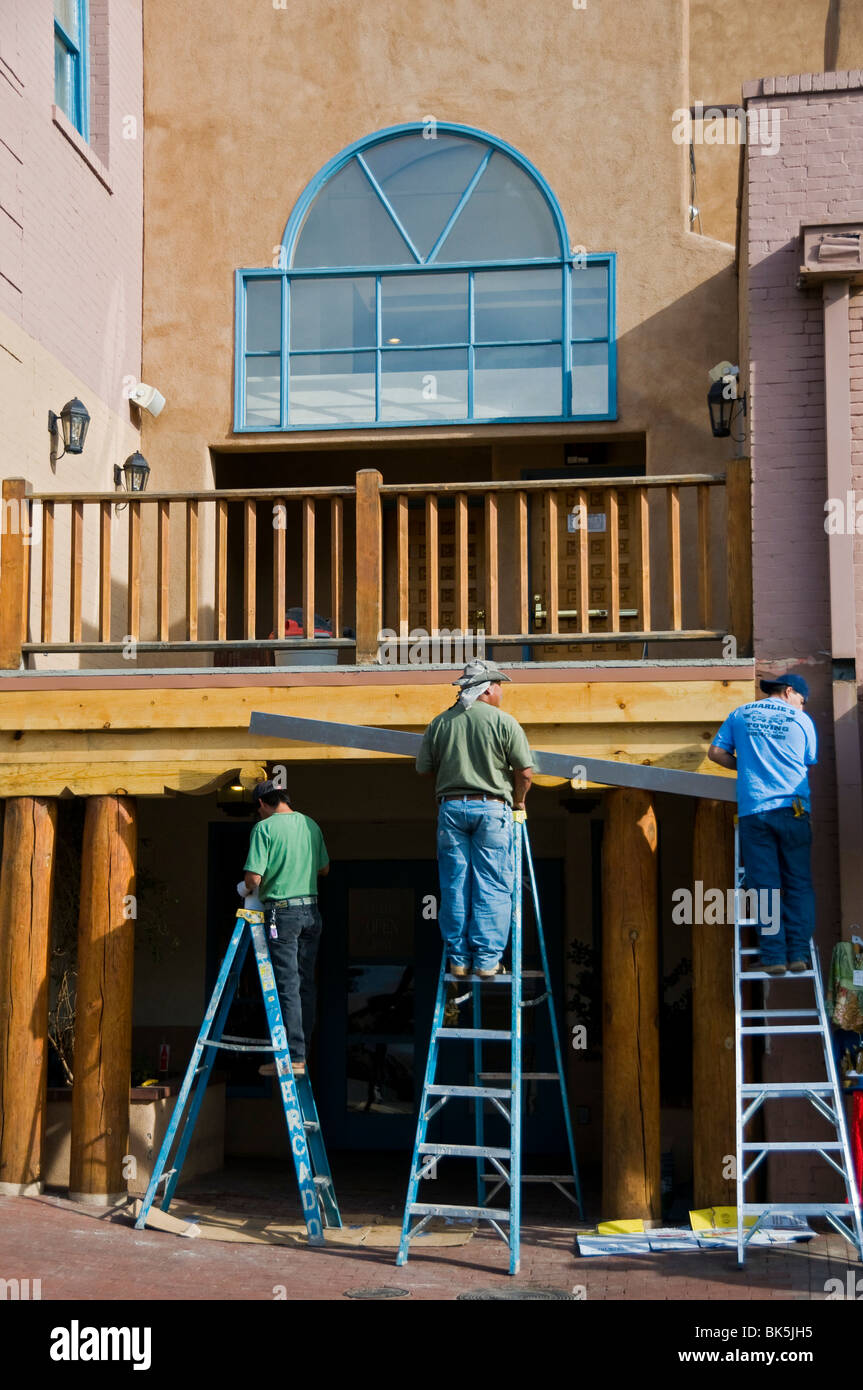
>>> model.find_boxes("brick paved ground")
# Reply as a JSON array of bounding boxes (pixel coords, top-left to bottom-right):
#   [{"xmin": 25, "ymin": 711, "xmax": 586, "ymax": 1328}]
[{"xmin": 0, "ymin": 1157, "xmax": 859, "ymax": 1301}]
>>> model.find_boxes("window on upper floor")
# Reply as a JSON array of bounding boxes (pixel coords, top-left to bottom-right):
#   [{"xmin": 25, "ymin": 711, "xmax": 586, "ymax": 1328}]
[
  {"xmin": 234, "ymin": 125, "xmax": 615, "ymax": 431},
  {"xmin": 54, "ymin": 0, "xmax": 89, "ymax": 139}
]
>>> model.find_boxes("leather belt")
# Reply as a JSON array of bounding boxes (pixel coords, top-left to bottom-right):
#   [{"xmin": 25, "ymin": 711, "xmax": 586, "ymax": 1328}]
[
  {"xmin": 439, "ymin": 794, "xmax": 507, "ymax": 803},
  {"xmin": 264, "ymin": 895, "xmax": 318, "ymax": 907}
]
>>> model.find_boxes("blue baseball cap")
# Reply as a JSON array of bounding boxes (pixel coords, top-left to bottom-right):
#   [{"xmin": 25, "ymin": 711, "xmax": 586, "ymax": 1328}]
[{"xmin": 759, "ymin": 673, "xmax": 810, "ymax": 702}]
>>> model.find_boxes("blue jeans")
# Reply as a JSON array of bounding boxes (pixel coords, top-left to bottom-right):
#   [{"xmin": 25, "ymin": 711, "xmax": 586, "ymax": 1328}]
[
  {"xmin": 264, "ymin": 902, "xmax": 322, "ymax": 1060},
  {"xmin": 437, "ymin": 799, "xmax": 514, "ymax": 969},
  {"xmin": 737, "ymin": 807, "xmax": 814, "ymax": 965}
]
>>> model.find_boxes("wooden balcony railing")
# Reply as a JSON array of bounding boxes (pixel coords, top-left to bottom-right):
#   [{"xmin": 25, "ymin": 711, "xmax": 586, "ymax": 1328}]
[{"xmin": 0, "ymin": 461, "xmax": 752, "ymax": 670}]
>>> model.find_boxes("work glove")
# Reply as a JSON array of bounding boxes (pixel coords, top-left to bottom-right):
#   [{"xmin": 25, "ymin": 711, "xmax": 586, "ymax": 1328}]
[{"xmin": 237, "ymin": 880, "xmax": 251, "ymax": 898}]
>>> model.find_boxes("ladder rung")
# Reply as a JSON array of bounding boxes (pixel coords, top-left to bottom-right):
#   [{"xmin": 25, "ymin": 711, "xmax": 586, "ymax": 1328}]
[
  {"xmin": 741, "ymin": 1025, "xmax": 823, "ymax": 1034},
  {"xmin": 435, "ymin": 1028, "xmax": 512, "ymax": 1040},
  {"xmin": 742, "ymin": 1141, "xmax": 843, "ymax": 1152},
  {"xmin": 483, "ymin": 1173, "xmax": 573, "ymax": 1183},
  {"xmin": 740, "ymin": 970, "xmax": 814, "ymax": 980},
  {"xmin": 426, "ymin": 1084, "xmax": 511, "ymax": 1098},
  {"xmin": 741, "ymin": 1010, "xmax": 820, "ymax": 1018},
  {"xmin": 419, "ymin": 1143, "xmax": 510, "ymax": 1159},
  {"xmin": 741, "ymin": 1082, "xmax": 834, "ymax": 1095},
  {"xmin": 408, "ymin": 1203, "xmax": 511, "ymax": 1222},
  {"xmin": 740, "ymin": 1202, "xmax": 856, "ymax": 1215},
  {"xmin": 479, "ymin": 1072, "xmax": 561, "ymax": 1081},
  {"xmin": 444, "ymin": 970, "xmax": 546, "ymax": 983}
]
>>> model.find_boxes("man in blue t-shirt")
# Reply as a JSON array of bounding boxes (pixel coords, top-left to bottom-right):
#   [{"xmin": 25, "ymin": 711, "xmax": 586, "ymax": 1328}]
[{"xmin": 709, "ymin": 674, "xmax": 817, "ymax": 976}]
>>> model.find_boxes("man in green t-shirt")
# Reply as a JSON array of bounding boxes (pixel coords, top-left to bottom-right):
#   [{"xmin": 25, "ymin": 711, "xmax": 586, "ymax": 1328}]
[
  {"xmin": 417, "ymin": 659, "xmax": 533, "ymax": 978},
  {"xmin": 241, "ymin": 781, "xmax": 329, "ymax": 1076}
]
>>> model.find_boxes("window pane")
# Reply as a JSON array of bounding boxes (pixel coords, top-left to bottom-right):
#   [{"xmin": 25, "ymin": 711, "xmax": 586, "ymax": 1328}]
[
  {"xmin": 571, "ymin": 265, "xmax": 609, "ymax": 339},
  {"xmin": 571, "ymin": 342, "xmax": 610, "ymax": 415},
  {"xmin": 292, "ymin": 160, "xmax": 414, "ymax": 268},
  {"xmin": 291, "ymin": 277, "xmax": 375, "ymax": 350},
  {"xmin": 290, "ymin": 353, "xmax": 375, "ymax": 425},
  {"xmin": 362, "ymin": 134, "xmax": 486, "ymax": 262},
  {"xmin": 436, "ymin": 152, "xmax": 560, "ymax": 263},
  {"xmin": 245, "ymin": 358, "xmax": 281, "ymax": 427},
  {"xmin": 381, "ymin": 274, "xmax": 467, "ymax": 347},
  {"xmin": 54, "ymin": 0, "xmax": 79, "ymax": 41},
  {"xmin": 54, "ymin": 36, "xmax": 75, "ymax": 124},
  {"xmin": 474, "ymin": 344, "xmax": 561, "ymax": 418},
  {"xmin": 245, "ymin": 280, "xmax": 281, "ymax": 351},
  {"xmin": 381, "ymin": 348, "xmax": 467, "ymax": 421},
  {"xmin": 474, "ymin": 268, "xmax": 561, "ymax": 342}
]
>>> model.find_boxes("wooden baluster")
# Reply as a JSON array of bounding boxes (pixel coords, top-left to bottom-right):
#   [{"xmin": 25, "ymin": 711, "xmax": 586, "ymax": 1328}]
[
  {"xmin": 0, "ymin": 479, "xmax": 30, "ymax": 668},
  {"xmin": 215, "ymin": 498, "xmax": 228, "ymax": 642},
  {"xmin": 70, "ymin": 500, "xmax": 83, "ymax": 644},
  {"xmin": 355, "ymin": 469, "xmax": 382, "ymax": 663},
  {"xmin": 273, "ymin": 498, "xmax": 286, "ymax": 645},
  {"xmin": 302, "ymin": 497, "xmax": 315, "ymax": 639},
  {"xmin": 425, "ymin": 494, "xmax": 439, "ymax": 634},
  {"xmin": 484, "ymin": 492, "xmax": 498, "ymax": 636},
  {"xmin": 546, "ymin": 490, "xmax": 559, "ymax": 636},
  {"xmin": 330, "ymin": 496, "xmax": 342, "ymax": 644},
  {"xmin": 244, "ymin": 498, "xmax": 256, "ymax": 640},
  {"xmin": 726, "ymin": 459, "xmax": 752, "ymax": 655},
  {"xmin": 157, "ymin": 499, "xmax": 170, "ymax": 641},
  {"xmin": 127, "ymin": 501, "xmax": 140, "ymax": 639},
  {"xmin": 99, "ymin": 500, "xmax": 111, "ymax": 642},
  {"xmin": 667, "ymin": 484, "xmax": 682, "ymax": 631},
  {"xmin": 397, "ymin": 493, "xmax": 409, "ymax": 636},
  {"xmin": 697, "ymin": 483, "xmax": 711, "ymax": 630},
  {"xmin": 636, "ymin": 486, "xmax": 651, "ymax": 634},
  {"xmin": 186, "ymin": 500, "xmax": 198, "ymax": 642},
  {"xmin": 516, "ymin": 490, "xmax": 528, "ymax": 635},
  {"xmin": 576, "ymin": 487, "xmax": 589, "ymax": 636},
  {"xmin": 455, "ymin": 492, "xmax": 468, "ymax": 630},
  {"xmin": 608, "ymin": 488, "xmax": 620, "ymax": 631},
  {"xmin": 41, "ymin": 500, "xmax": 54, "ymax": 646}
]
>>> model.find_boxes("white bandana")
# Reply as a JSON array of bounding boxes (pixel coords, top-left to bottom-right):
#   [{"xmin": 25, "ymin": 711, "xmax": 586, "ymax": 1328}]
[{"xmin": 457, "ymin": 680, "xmax": 490, "ymax": 709}]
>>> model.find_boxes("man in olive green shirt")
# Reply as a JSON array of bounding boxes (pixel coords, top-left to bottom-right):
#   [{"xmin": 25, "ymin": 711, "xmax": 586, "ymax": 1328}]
[
  {"xmin": 242, "ymin": 781, "xmax": 329, "ymax": 1075},
  {"xmin": 417, "ymin": 659, "xmax": 533, "ymax": 978}
]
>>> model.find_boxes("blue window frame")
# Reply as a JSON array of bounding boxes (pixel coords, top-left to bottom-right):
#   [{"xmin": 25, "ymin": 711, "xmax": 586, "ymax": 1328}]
[
  {"xmin": 234, "ymin": 124, "xmax": 616, "ymax": 431},
  {"xmin": 54, "ymin": 0, "xmax": 89, "ymax": 140}
]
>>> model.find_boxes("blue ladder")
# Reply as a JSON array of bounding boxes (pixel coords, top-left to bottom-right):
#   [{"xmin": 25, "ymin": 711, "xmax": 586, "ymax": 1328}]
[
  {"xmin": 134, "ymin": 902, "xmax": 341, "ymax": 1242},
  {"xmin": 396, "ymin": 816, "xmax": 582, "ymax": 1275},
  {"xmin": 732, "ymin": 822, "xmax": 863, "ymax": 1265}
]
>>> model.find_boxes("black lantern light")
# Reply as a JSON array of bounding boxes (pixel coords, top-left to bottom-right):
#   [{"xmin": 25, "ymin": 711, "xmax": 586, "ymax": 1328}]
[
  {"xmin": 114, "ymin": 451, "xmax": 151, "ymax": 493},
  {"xmin": 216, "ymin": 779, "xmax": 254, "ymax": 818},
  {"xmin": 48, "ymin": 397, "xmax": 91, "ymax": 457},
  {"xmin": 707, "ymin": 370, "xmax": 747, "ymax": 440}
]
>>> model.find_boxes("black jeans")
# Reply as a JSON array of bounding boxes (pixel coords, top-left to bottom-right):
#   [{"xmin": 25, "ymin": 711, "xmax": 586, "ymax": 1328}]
[{"xmin": 264, "ymin": 902, "xmax": 322, "ymax": 1060}]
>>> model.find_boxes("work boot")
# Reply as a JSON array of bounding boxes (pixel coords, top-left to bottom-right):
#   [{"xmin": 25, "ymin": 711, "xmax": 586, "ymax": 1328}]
[
  {"xmin": 788, "ymin": 960, "xmax": 809, "ymax": 973},
  {"xmin": 753, "ymin": 960, "xmax": 787, "ymax": 977},
  {"xmin": 475, "ymin": 960, "xmax": 505, "ymax": 979},
  {"xmin": 448, "ymin": 961, "xmax": 469, "ymax": 977}
]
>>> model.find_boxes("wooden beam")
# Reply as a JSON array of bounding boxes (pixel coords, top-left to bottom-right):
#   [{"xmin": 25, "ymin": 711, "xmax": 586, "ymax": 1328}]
[
  {"xmin": 186, "ymin": 500, "xmax": 198, "ymax": 642},
  {"xmin": 697, "ymin": 482, "xmax": 711, "ymax": 631},
  {"xmin": 576, "ymin": 487, "xmax": 589, "ymax": 635},
  {"xmin": 70, "ymin": 500, "xmax": 83, "ymax": 645},
  {"xmin": 272, "ymin": 498, "xmax": 286, "ymax": 643},
  {"xmin": 0, "ymin": 479, "xmax": 30, "ymax": 668},
  {"xmin": 545, "ymin": 491, "xmax": 559, "ymax": 636},
  {"xmin": 667, "ymin": 485, "xmax": 682, "ymax": 631},
  {"xmin": 635, "ymin": 486, "xmax": 650, "ymax": 633},
  {"xmin": 330, "ymin": 496, "xmax": 342, "ymax": 642},
  {"xmin": 355, "ymin": 470, "xmax": 382, "ymax": 663},
  {"xmin": 99, "ymin": 501, "xmax": 112, "ymax": 643},
  {"xmin": 726, "ymin": 458, "xmax": 752, "ymax": 656},
  {"xmin": 69, "ymin": 796, "xmax": 136, "ymax": 1202},
  {"xmin": 516, "ymin": 490, "xmax": 529, "ymax": 636},
  {"xmin": 484, "ymin": 492, "xmax": 498, "ymax": 635},
  {"xmin": 214, "ymin": 498, "xmax": 228, "ymax": 642},
  {"xmin": 425, "ymin": 495, "xmax": 439, "ymax": 633},
  {"xmin": 0, "ymin": 798, "xmax": 57, "ymax": 1193},
  {"xmin": 41, "ymin": 500, "xmax": 54, "ymax": 646},
  {"xmin": 608, "ymin": 488, "xmax": 620, "ymax": 631},
  {"xmin": 397, "ymin": 494, "xmax": 409, "ymax": 634},
  {"xmin": 302, "ymin": 497, "xmax": 314, "ymax": 639},
  {"xmin": 455, "ymin": 492, "xmax": 468, "ymax": 630},
  {"xmin": 127, "ymin": 501, "xmax": 141, "ymax": 639},
  {"xmin": 157, "ymin": 499, "xmax": 170, "ymax": 642},
  {"xmin": 692, "ymin": 799, "xmax": 736, "ymax": 1208},
  {"xmin": 601, "ymin": 786, "xmax": 660, "ymax": 1220},
  {"xmin": 244, "ymin": 498, "xmax": 256, "ymax": 641}
]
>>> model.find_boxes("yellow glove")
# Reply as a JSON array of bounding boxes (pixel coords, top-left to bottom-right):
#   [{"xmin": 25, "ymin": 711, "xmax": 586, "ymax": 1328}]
[{"xmin": 513, "ymin": 808, "xmax": 527, "ymax": 824}]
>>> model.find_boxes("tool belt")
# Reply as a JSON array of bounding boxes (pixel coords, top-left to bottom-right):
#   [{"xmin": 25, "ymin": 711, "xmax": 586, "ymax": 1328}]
[
  {"xmin": 439, "ymin": 793, "xmax": 507, "ymax": 803},
  {"xmin": 264, "ymin": 895, "xmax": 318, "ymax": 907}
]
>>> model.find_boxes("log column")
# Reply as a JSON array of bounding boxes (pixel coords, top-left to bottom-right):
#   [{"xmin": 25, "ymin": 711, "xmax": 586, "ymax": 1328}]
[
  {"xmin": 692, "ymin": 799, "xmax": 736, "ymax": 1207},
  {"xmin": 0, "ymin": 798, "xmax": 57, "ymax": 1194},
  {"xmin": 601, "ymin": 787, "xmax": 660, "ymax": 1219},
  {"xmin": 69, "ymin": 796, "xmax": 136, "ymax": 1203}
]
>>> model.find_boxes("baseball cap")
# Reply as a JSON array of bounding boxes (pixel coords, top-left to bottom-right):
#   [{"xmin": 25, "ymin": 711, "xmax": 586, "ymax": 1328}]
[
  {"xmin": 759, "ymin": 673, "xmax": 810, "ymax": 703},
  {"xmin": 452, "ymin": 658, "xmax": 513, "ymax": 690},
  {"xmin": 252, "ymin": 779, "xmax": 291, "ymax": 804}
]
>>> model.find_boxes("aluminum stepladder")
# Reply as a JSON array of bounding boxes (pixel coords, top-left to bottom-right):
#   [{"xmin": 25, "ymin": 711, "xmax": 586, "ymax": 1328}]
[
  {"xmin": 732, "ymin": 822, "xmax": 863, "ymax": 1265},
  {"xmin": 135, "ymin": 900, "xmax": 341, "ymax": 1243},
  {"xmin": 396, "ymin": 814, "xmax": 582, "ymax": 1275}
]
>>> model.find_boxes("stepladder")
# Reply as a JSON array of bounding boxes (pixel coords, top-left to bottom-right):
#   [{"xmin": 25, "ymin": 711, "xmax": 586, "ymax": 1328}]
[
  {"xmin": 397, "ymin": 815, "xmax": 582, "ymax": 1275},
  {"xmin": 733, "ymin": 823, "xmax": 863, "ymax": 1265},
  {"xmin": 134, "ymin": 900, "xmax": 341, "ymax": 1243}
]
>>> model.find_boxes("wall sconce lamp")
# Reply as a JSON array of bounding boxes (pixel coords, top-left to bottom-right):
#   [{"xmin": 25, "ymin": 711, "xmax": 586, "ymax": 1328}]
[
  {"xmin": 216, "ymin": 779, "xmax": 255, "ymax": 817},
  {"xmin": 114, "ymin": 451, "xmax": 151, "ymax": 493},
  {"xmin": 707, "ymin": 363, "xmax": 747, "ymax": 440},
  {"xmin": 48, "ymin": 397, "xmax": 91, "ymax": 462}
]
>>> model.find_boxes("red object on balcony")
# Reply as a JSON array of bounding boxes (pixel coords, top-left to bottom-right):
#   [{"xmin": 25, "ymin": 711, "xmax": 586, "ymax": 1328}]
[{"xmin": 268, "ymin": 607, "xmax": 334, "ymax": 640}]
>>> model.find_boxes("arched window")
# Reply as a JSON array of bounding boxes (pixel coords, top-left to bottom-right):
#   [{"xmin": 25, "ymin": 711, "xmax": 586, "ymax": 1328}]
[{"xmin": 235, "ymin": 124, "xmax": 615, "ymax": 430}]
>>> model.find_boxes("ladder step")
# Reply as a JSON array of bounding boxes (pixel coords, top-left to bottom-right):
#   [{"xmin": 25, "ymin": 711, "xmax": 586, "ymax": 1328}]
[
  {"xmin": 479, "ymin": 1072, "xmax": 560, "ymax": 1081},
  {"xmin": 419, "ymin": 1143, "xmax": 511, "ymax": 1159},
  {"xmin": 444, "ymin": 970, "xmax": 545, "ymax": 982},
  {"xmin": 482, "ymin": 1173, "xmax": 573, "ymax": 1183},
  {"xmin": 741, "ymin": 1082, "xmax": 834, "ymax": 1096},
  {"xmin": 740, "ymin": 970, "xmax": 814, "ymax": 980},
  {"xmin": 741, "ymin": 1025, "xmax": 823, "ymax": 1034},
  {"xmin": 740, "ymin": 1202, "xmax": 856, "ymax": 1216},
  {"xmin": 435, "ymin": 1028, "xmax": 512, "ymax": 1040},
  {"xmin": 426, "ymin": 1084, "xmax": 511, "ymax": 1098},
  {"xmin": 742, "ymin": 1141, "xmax": 844, "ymax": 1152},
  {"xmin": 408, "ymin": 1203, "xmax": 511, "ymax": 1222},
  {"xmin": 741, "ymin": 1009, "xmax": 819, "ymax": 1018}
]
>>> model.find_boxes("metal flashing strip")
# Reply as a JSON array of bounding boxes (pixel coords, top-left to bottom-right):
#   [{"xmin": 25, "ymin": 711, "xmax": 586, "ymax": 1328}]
[{"xmin": 248, "ymin": 712, "xmax": 737, "ymax": 801}]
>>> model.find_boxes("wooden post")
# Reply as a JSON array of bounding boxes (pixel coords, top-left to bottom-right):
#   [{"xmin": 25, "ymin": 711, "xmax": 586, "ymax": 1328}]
[
  {"xmin": 692, "ymin": 799, "xmax": 736, "ymax": 1208},
  {"xmin": 0, "ymin": 478, "xmax": 30, "ymax": 669},
  {"xmin": 601, "ymin": 787, "xmax": 661, "ymax": 1219},
  {"xmin": 69, "ymin": 796, "xmax": 136, "ymax": 1202},
  {"xmin": 355, "ymin": 469, "xmax": 382, "ymax": 663},
  {"xmin": 0, "ymin": 798, "xmax": 57, "ymax": 1193},
  {"xmin": 726, "ymin": 458, "xmax": 753, "ymax": 657}
]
